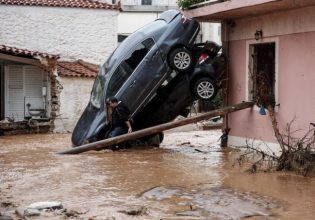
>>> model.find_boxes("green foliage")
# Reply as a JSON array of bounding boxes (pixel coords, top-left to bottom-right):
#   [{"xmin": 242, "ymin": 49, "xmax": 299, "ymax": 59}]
[{"xmin": 177, "ymin": 0, "xmax": 205, "ymax": 9}]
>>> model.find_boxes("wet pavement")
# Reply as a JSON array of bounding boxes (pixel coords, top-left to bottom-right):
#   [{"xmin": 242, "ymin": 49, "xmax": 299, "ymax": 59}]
[{"xmin": 0, "ymin": 129, "xmax": 314, "ymax": 219}]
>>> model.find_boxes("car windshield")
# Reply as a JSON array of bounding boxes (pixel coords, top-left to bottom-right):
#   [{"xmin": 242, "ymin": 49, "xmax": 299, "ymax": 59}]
[{"xmin": 90, "ymin": 76, "xmax": 104, "ymax": 108}]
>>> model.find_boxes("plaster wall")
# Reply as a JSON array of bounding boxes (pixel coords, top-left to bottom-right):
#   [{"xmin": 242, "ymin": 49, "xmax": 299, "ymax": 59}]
[
  {"xmin": 227, "ymin": 6, "xmax": 315, "ymax": 148},
  {"xmin": 56, "ymin": 77, "xmax": 94, "ymax": 132},
  {"xmin": 118, "ymin": 12, "xmax": 160, "ymax": 34},
  {"xmin": 229, "ymin": 6, "xmax": 315, "ymax": 41},
  {"xmin": 118, "ymin": 11, "xmax": 221, "ymax": 45},
  {"xmin": 0, "ymin": 5, "xmax": 118, "ymax": 64}
]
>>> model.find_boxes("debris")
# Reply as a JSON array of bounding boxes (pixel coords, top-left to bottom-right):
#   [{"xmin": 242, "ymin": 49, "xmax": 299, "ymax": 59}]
[
  {"xmin": 15, "ymin": 201, "xmax": 64, "ymax": 218},
  {"xmin": 0, "ymin": 202, "xmax": 13, "ymax": 208},
  {"xmin": 194, "ymin": 149, "xmax": 204, "ymax": 153},
  {"xmin": 27, "ymin": 201, "xmax": 63, "ymax": 210},
  {"xmin": 24, "ymin": 208, "xmax": 41, "ymax": 217},
  {"xmin": 64, "ymin": 210, "xmax": 81, "ymax": 217},
  {"xmin": 119, "ymin": 206, "xmax": 148, "ymax": 216},
  {"xmin": 179, "ymin": 141, "xmax": 191, "ymax": 146},
  {"xmin": 239, "ymin": 69, "xmax": 315, "ymax": 176},
  {"xmin": 176, "ymin": 210, "xmax": 201, "ymax": 217},
  {"xmin": 16, "ymin": 207, "xmax": 42, "ymax": 218}
]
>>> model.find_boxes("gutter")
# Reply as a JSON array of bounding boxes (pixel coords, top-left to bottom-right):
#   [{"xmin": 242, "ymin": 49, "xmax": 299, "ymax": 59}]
[{"xmin": 189, "ymin": 0, "xmax": 224, "ymax": 9}]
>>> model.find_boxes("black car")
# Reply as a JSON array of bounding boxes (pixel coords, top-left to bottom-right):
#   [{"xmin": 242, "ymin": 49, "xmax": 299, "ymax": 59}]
[{"xmin": 72, "ymin": 10, "xmax": 226, "ymax": 146}]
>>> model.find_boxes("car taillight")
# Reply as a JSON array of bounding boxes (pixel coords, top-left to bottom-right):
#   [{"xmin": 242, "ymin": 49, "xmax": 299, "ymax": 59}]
[{"xmin": 198, "ymin": 53, "xmax": 209, "ymax": 64}]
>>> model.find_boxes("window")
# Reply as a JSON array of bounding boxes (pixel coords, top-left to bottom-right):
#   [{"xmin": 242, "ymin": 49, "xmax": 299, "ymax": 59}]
[
  {"xmin": 90, "ymin": 76, "xmax": 104, "ymax": 108},
  {"xmin": 248, "ymin": 42, "xmax": 276, "ymax": 106},
  {"xmin": 118, "ymin": 34, "xmax": 128, "ymax": 43},
  {"xmin": 107, "ymin": 38, "xmax": 154, "ymax": 98},
  {"xmin": 141, "ymin": 0, "xmax": 152, "ymax": 5}
]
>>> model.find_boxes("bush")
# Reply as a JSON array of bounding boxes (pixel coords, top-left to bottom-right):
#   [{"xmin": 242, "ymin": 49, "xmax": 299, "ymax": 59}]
[{"xmin": 177, "ymin": 0, "xmax": 205, "ymax": 9}]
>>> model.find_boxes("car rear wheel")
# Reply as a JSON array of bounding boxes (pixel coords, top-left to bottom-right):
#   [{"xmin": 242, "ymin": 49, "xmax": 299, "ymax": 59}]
[
  {"xmin": 193, "ymin": 77, "xmax": 217, "ymax": 100},
  {"xmin": 169, "ymin": 48, "xmax": 193, "ymax": 72},
  {"xmin": 158, "ymin": 132, "xmax": 164, "ymax": 143}
]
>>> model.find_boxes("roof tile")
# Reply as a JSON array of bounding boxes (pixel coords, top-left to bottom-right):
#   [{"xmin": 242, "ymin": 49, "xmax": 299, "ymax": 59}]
[
  {"xmin": 57, "ymin": 60, "xmax": 99, "ymax": 78},
  {"xmin": 0, "ymin": 44, "xmax": 60, "ymax": 59},
  {"xmin": 0, "ymin": 0, "xmax": 121, "ymax": 10}
]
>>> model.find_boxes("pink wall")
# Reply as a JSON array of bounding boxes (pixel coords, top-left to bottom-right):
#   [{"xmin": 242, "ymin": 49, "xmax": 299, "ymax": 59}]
[
  {"xmin": 228, "ymin": 40, "xmax": 278, "ymax": 143},
  {"xmin": 228, "ymin": 32, "xmax": 315, "ymax": 143}
]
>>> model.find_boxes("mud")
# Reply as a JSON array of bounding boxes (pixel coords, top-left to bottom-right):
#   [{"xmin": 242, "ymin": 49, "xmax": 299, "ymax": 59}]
[{"xmin": 0, "ymin": 129, "xmax": 314, "ymax": 219}]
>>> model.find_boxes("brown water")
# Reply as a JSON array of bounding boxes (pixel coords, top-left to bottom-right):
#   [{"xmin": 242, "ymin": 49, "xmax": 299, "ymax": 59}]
[{"xmin": 0, "ymin": 130, "xmax": 314, "ymax": 219}]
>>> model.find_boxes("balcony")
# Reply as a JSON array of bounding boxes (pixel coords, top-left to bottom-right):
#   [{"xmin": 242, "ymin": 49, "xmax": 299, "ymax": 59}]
[{"xmin": 183, "ymin": 0, "xmax": 315, "ymax": 21}]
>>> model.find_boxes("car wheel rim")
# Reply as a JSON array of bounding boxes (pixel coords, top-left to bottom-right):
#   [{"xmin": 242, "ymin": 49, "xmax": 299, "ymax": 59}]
[
  {"xmin": 174, "ymin": 52, "xmax": 191, "ymax": 70},
  {"xmin": 197, "ymin": 81, "xmax": 215, "ymax": 99}
]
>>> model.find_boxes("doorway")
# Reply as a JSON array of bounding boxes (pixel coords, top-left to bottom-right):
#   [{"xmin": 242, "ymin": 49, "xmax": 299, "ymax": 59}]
[{"xmin": 248, "ymin": 42, "xmax": 276, "ymax": 104}]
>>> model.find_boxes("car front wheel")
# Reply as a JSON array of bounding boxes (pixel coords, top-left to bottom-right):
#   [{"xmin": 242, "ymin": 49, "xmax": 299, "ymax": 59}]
[
  {"xmin": 169, "ymin": 48, "xmax": 193, "ymax": 72},
  {"xmin": 193, "ymin": 77, "xmax": 217, "ymax": 100}
]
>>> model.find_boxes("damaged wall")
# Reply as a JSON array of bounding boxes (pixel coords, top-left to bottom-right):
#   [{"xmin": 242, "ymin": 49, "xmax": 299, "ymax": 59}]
[
  {"xmin": 0, "ymin": 4, "xmax": 119, "ymax": 134},
  {"xmin": 0, "ymin": 60, "xmax": 61, "ymax": 135}
]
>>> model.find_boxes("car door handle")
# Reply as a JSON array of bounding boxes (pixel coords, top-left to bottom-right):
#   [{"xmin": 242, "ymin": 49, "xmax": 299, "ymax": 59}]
[{"xmin": 129, "ymin": 80, "xmax": 136, "ymax": 88}]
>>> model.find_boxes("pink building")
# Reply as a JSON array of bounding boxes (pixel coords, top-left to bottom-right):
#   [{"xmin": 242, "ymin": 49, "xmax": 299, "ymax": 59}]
[{"xmin": 185, "ymin": 0, "xmax": 315, "ymax": 151}]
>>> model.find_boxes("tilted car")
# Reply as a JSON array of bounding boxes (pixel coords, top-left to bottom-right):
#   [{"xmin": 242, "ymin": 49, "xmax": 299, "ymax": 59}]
[{"xmin": 72, "ymin": 10, "xmax": 226, "ymax": 146}]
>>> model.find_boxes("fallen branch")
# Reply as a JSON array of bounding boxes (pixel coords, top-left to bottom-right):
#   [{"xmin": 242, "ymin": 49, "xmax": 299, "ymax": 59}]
[{"xmin": 241, "ymin": 70, "xmax": 315, "ymax": 176}]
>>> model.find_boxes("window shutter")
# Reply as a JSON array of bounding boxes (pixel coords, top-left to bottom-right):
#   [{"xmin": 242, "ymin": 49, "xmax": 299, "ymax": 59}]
[{"xmin": 7, "ymin": 66, "xmax": 24, "ymax": 121}]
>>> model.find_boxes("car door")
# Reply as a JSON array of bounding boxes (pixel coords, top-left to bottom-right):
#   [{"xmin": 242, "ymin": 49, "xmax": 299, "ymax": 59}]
[
  {"xmin": 108, "ymin": 38, "xmax": 167, "ymax": 114},
  {"xmin": 126, "ymin": 38, "xmax": 168, "ymax": 115}
]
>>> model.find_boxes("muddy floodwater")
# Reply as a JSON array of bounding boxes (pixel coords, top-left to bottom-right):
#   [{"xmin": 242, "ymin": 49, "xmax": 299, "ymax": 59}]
[{"xmin": 0, "ymin": 129, "xmax": 314, "ymax": 219}]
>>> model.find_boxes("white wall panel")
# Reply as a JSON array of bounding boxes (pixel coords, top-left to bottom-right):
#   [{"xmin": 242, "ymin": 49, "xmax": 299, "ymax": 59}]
[{"xmin": 6, "ymin": 65, "xmax": 24, "ymax": 121}]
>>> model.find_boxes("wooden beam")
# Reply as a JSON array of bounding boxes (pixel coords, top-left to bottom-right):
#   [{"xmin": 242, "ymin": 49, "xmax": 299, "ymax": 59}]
[
  {"xmin": 0, "ymin": 53, "xmax": 41, "ymax": 66},
  {"xmin": 58, "ymin": 101, "xmax": 254, "ymax": 155}
]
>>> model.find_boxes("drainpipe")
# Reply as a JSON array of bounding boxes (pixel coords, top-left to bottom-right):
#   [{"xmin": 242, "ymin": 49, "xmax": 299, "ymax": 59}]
[{"xmin": 221, "ymin": 19, "xmax": 230, "ymax": 147}]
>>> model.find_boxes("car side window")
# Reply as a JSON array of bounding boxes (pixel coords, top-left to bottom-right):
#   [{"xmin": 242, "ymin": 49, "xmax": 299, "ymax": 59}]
[
  {"xmin": 107, "ymin": 38, "xmax": 155, "ymax": 98},
  {"xmin": 90, "ymin": 76, "xmax": 104, "ymax": 108}
]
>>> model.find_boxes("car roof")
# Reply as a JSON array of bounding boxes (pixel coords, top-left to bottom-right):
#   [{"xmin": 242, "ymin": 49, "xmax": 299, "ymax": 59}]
[
  {"xmin": 102, "ymin": 24, "xmax": 167, "ymax": 76},
  {"xmin": 100, "ymin": 10, "xmax": 182, "ymax": 77},
  {"xmin": 157, "ymin": 10, "xmax": 181, "ymax": 23}
]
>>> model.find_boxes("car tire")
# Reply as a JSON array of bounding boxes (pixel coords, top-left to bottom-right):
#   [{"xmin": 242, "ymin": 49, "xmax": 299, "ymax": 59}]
[
  {"xmin": 158, "ymin": 132, "xmax": 164, "ymax": 143},
  {"xmin": 169, "ymin": 47, "xmax": 193, "ymax": 72},
  {"xmin": 148, "ymin": 134, "xmax": 161, "ymax": 147},
  {"xmin": 193, "ymin": 77, "xmax": 217, "ymax": 101}
]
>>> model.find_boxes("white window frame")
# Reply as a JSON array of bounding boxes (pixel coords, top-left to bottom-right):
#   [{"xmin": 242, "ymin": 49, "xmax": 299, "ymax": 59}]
[
  {"xmin": 245, "ymin": 37, "xmax": 279, "ymax": 110},
  {"xmin": 4, "ymin": 65, "xmax": 8, "ymax": 117},
  {"xmin": 4, "ymin": 65, "xmax": 50, "ymax": 120}
]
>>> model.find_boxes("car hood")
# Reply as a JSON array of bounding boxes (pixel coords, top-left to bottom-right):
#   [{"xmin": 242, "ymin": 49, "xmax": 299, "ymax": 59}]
[
  {"xmin": 72, "ymin": 71, "xmax": 108, "ymax": 146},
  {"xmin": 71, "ymin": 103, "xmax": 107, "ymax": 146}
]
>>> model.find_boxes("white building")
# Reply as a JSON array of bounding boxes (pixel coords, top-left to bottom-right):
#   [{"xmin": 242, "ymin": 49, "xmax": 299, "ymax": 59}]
[
  {"xmin": 109, "ymin": 0, "xmax": 221, "ymax": 44},
  {"xmin": 0, "ymin": 0, "xmax": 120, "ymax": 134}
]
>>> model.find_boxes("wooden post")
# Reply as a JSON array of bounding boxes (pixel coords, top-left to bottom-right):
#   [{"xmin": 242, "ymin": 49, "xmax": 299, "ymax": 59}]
[{"xmin": 58, "ymin": 101, "xmax": 254, "ymax": 155}]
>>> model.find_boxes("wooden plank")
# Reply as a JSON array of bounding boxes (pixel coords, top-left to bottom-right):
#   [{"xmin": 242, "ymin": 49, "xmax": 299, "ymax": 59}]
[
  {"xmin": 0, "ymin": 54, "xmax": 41, "ymax": 66},
  {"xmin": 58, "ymin": 101, "xmax": 254, "ymax": 155}
]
